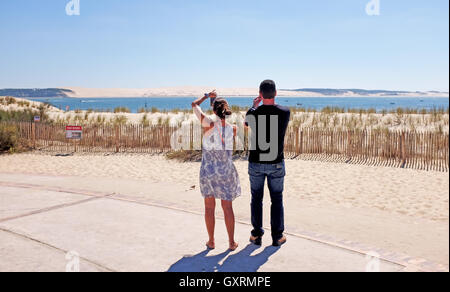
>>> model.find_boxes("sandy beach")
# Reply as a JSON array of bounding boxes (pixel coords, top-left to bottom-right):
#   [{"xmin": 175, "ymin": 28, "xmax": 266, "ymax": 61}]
[
  {"xmin": 0, "ymin": 153, "xmax": 448, "ymax": 266},
  {"xmin": 1, "ymin": 98, "xmax": 449, "ymax": 267}
]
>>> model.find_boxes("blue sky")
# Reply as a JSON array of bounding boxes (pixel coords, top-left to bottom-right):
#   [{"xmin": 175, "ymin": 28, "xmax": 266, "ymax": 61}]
[{"xmin": 0, "ymin": 0, "xmax": 448, "ymax": 91}]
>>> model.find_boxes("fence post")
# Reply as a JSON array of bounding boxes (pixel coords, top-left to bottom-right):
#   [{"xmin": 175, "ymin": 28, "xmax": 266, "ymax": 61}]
[
  {"xmin": 190, "ymin": 122, "xmax": 194, "ymax": 151},
  {"xmin": 32, "ymin": 122, "xmax": 36, "ymax": 149},
  {"xmin": 159, "ymin": 125, "xmax": 164, "ymax": 152},
  {"xmin": 115, "ymin": 125, "xmax": 119, "ymax": 153},
  {"xmin": 401, "ymin": 131, "xmax": 406, "ymax": 166},
  {"xmin": 299, "ymin": 130, "xmax": 303, "ymax": 155},
  {"xmin": 347, "ymin": 130, "xmax": 351, "ymax": 157}
]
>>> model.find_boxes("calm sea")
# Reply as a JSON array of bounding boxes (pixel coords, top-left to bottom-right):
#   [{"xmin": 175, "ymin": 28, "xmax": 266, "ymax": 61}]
[{"xmin": 27, "ymin": 96, "xmax": 449, "ymax": 113}]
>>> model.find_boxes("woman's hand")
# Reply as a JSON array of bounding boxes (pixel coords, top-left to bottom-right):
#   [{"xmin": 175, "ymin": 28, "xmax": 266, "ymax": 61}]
[
  {"xmin": 192, "ymin": 90, "xmax": 217, "ymax": 108},
  {"xmin": 209, "ymin": 90, "xmax": 217, "ymax": 99}
]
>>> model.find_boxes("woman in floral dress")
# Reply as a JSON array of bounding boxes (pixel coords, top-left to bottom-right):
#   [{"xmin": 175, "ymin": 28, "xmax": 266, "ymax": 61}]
[{"xmin": 192, "ymin": 91, "xmax": 241, "ymax": 251}]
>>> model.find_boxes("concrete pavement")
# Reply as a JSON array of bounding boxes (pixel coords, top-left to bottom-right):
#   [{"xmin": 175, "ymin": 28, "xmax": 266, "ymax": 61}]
[{"xmin": 0, "ymin": 173, "xmax": 417, "ymax": 272}]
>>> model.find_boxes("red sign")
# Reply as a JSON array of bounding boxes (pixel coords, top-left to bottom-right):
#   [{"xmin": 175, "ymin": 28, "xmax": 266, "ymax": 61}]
[
  {"xmin": 66, "ymin": 126, "xmax": 82, "ymax": 131},
  {"xmin": 66, "ymin": 126, "xmax": 83, "ymax": 139}
]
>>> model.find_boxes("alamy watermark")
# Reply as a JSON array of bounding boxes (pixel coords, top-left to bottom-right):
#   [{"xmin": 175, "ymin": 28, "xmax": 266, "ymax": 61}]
[
  {"xmin": 66, "ymin": 0, "xmax": 80, "ymax": 16},
  {"xmin": 66, "ymin": 250, "xmax": 80, "ymax": 272},
  {"xmin": 366, "ymin": 0, "xmax": 380, "ymax": 16},
  {"xmin": 64, "ymin": 1, "xmax": 378, "ymax": 17},
  {"xmin": 170, "ymin": 115, "xmax": 280, "ymax": 162},
  {"xmin": 365, "ymin": 251, "xmax": 381, "ymax": 272}
]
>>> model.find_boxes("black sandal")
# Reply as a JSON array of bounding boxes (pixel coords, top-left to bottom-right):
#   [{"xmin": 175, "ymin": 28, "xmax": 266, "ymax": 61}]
[
  {"xmin": 206, "ymin": 242, "xmax": 215, "ymax": 250},
  {"xmin": 249, "ymin": 235, "xmax": 262, "ymax": 246}
]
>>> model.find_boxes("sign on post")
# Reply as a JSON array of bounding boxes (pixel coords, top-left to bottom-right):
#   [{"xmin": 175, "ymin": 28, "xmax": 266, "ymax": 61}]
[
  {"xmin": 66, "ymin": 126, "xmax": 83, "ymax": 139},
  {"xmin": 34, "ymin": 116, "xmax": 40, "ymax": 122}
]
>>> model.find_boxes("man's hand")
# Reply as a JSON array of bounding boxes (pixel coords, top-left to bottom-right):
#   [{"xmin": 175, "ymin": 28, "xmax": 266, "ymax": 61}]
[{"xmin": 253, "ymin": 95, "xmax": 263, "ymax": 108}]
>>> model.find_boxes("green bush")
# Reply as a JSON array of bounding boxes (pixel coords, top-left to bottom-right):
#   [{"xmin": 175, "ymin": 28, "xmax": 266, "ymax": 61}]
[
  {"xmin": 0, "ymin": 109, "xmax": 36, "ymax": 122},
  {"xmin": 0, "ymin": 124, "xmax": 18, "ymax": 153}
]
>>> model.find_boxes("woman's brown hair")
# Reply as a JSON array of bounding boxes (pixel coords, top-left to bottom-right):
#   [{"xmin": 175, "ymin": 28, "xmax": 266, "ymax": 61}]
[{"xmin": 213, "ymin": 98, "xmax": 232, "ymax": 120}]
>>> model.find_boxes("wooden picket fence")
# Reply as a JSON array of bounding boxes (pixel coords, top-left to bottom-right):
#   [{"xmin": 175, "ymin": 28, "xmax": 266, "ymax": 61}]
[{"xmin": 3, "ymin": 121, "xmax": 449, "ymax": 172}]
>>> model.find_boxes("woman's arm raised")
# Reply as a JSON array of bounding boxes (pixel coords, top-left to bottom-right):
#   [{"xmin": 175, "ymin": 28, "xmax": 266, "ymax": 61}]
[{"xmin": 192, "ymin": 92, "xmax": 216, "ymax": 128}]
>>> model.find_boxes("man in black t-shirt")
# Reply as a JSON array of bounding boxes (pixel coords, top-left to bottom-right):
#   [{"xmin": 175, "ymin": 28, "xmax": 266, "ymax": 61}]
[{"xmin": 245, "ymin": 80, "xmax": 290, "ymax": 247}]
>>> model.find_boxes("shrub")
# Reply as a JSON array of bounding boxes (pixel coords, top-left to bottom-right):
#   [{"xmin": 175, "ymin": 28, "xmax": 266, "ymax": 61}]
[
  {"xmin": 114, "ymin": 107, "xmax": 131, "ymax": 113},
  {"xmin": 0, "ymin": 109, "xmax": 36, "ymax": 122},
  {"xmin": 3, "ymin": 97, "xmax": 17, "ymax": 105},
  {"xmin": 113, "ymin": 115, "xmax": 128, "ymax": 125},
  {"xmin": 138, "ymin": 107, "xmax": 148, "ymax": 113},
  {"xmin": 0, "ymin": 124, "xmax": 16, "ymax": 152},
  {"xmin": 231, "ymin": 105, "xmax": 242, "ymax": 113},
  {"xmin": 166, "ymin": 150, "xmax": 202, "ymax": 162},
  {"xmin": 0, "ymin": 124, "xmax": 29, "ymax": 153},
  {"xmin": 141, "ymin": 114, "xmax": 150, "ymax": 126}
]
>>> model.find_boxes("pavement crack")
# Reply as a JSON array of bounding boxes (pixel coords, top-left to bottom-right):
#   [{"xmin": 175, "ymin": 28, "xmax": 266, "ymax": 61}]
[
  {"xmin": 0, "ymin": 196, "xmax": 104, "ymax": 223},
  {"xmin": 0, "ymin": 227, "xmax": 116, "ymax": 272}
]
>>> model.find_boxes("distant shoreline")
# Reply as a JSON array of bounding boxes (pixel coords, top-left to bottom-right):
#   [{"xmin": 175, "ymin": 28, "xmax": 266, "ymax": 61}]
[{"xmin": 1, "ymin": 87, "xmax": 448, "ymax": 99}]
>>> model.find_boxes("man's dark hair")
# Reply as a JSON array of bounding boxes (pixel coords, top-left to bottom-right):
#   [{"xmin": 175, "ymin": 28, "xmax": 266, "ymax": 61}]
[{"xmin": 259, "ymin": 80, "xmax": 277, "ymax": 99}]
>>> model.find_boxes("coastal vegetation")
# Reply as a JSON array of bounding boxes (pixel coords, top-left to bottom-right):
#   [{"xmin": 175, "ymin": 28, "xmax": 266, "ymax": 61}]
[
  {"xmin": 1, "ymin": 96, "xmax": 448, "ymax": 171},
  {"xmin": 0, "ymin": 123, "xmax": 31, "ymax": 153},
  {"xmin": 1, "ymin": 96, "xmax": 449, "ymax": 133}
]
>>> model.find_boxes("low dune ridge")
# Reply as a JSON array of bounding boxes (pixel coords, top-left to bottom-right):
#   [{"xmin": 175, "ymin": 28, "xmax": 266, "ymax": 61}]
[{"xmin": 0, "ymin": 97, "xmax": 61, "ymax": 113}]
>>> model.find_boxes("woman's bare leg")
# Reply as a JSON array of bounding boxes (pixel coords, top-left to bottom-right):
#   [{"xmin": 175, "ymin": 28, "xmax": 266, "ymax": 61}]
[
  {"xmin": 204, "ymin": 197, "xmax": 216, "ymax": 249},
  {"xmin": 221, "ymin": 200, "xmax": 238, "ymax": 250}
]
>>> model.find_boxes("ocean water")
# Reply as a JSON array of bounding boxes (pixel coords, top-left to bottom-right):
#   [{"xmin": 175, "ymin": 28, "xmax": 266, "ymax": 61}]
[{"xmin": 27, "ymin": 96, "xmax": 449, "ymax": 113}]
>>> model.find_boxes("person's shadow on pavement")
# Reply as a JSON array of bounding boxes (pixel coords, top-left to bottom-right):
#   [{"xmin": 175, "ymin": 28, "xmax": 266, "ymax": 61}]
[{"xmin": 167, "ymin": 244, "xmax": 280, "ymax": 272}]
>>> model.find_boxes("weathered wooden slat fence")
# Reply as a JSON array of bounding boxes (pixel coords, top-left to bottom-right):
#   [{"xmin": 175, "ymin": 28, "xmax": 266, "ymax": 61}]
[{"xmin": 3, "ymin": 122, "xmax": 449, "ymax": 172}]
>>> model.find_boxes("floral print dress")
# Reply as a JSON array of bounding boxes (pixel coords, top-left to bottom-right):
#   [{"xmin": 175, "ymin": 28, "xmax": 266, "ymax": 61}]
[{"xmin": 199, "ymin": 122, "xmax": 241, "ymax": 201}]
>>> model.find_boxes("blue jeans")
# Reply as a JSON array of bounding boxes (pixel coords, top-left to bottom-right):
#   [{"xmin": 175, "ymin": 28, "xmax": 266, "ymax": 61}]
[{"xmin": 248, "ymin": 161, "xmax": 285, "ymax": 242}]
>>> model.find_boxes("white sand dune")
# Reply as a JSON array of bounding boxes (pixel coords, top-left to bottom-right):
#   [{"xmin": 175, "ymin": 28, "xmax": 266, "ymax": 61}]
[
  {"xmin": 64, "ymin": 86, "xmax": 303, "ymax": 97},
  {"xmin": 63, "ymin": 87, "xmax": 449, "ymax": 98}
]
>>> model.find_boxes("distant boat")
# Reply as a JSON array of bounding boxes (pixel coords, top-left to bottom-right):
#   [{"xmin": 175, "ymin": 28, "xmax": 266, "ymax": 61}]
[
  {"xmin": 390, "ymin": 102, "xmax": 396, "ymax": 105},
  {"xmin": 297, "ymin": 103, "xmax": 303, "ymax": 106}
]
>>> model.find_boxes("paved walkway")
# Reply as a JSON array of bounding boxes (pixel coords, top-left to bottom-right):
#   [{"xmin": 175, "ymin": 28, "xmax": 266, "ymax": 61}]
[{"xmin": 0, "ymin": 173, "xmax": 419, "ymax": 272}]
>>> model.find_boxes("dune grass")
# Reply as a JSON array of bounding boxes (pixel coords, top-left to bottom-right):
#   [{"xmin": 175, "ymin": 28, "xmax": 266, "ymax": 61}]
[{"xmin": 0, "ymin": 123, "xmax": 31, "ymax": 153}]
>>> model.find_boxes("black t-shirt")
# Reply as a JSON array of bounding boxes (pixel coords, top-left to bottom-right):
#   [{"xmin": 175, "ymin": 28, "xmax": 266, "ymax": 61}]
[{"xmin": 245, "ymin": 104, "xmax": 291, "ymax": 164}]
